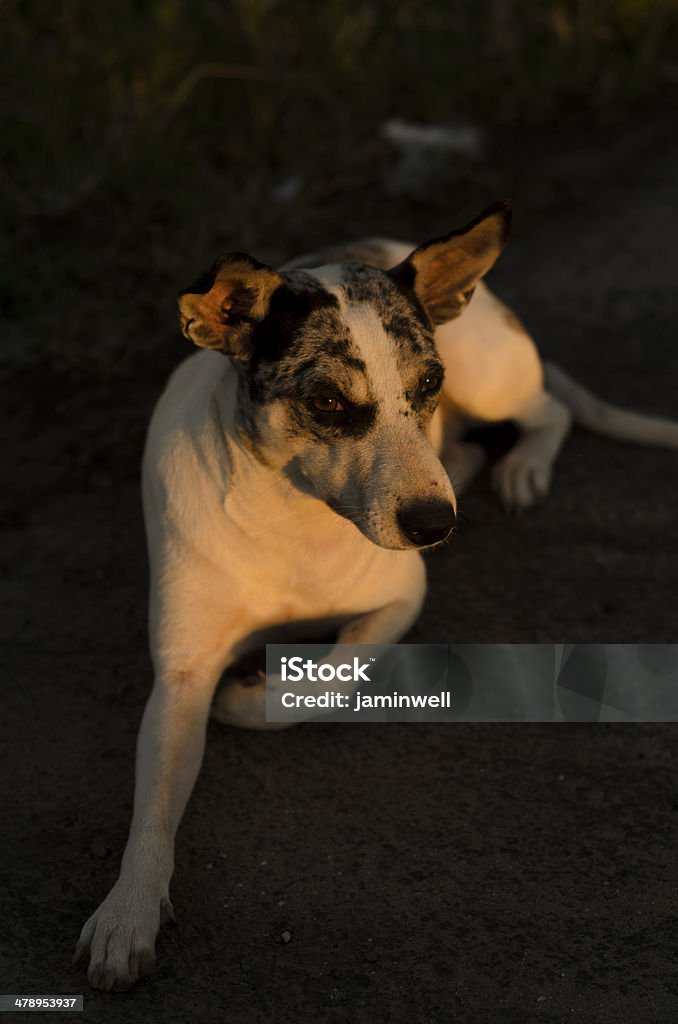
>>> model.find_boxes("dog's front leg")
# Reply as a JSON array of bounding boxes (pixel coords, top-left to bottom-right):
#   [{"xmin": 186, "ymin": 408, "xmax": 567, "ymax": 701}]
[
  {"xmin": 334, "ymin": 588, "xmax": 426, "ymax": 647},
  {"xmin": 75, "ymin": 586, "xmax": 241, "ymax": 991},
  {"xmin": 491, "ymin": 390, "xmax": 572, "ymax": 512}
]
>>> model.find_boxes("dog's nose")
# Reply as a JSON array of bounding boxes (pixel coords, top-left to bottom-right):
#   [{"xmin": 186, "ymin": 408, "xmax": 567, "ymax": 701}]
[{"xmin": 397, "ymin": 498, "xmax": 456, "ymax": 547}]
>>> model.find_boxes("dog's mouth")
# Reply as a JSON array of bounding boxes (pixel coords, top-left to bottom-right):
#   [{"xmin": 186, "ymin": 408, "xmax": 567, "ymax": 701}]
[
  {"xmin": 325, "ymin": 497, "xmax": 362, "ymax": 527},
  {"xmin": 377, "ymin": 532, "xmax": 455, "ymax": 553},
  {"xmin": 405, "ymin": 531, "xmax": 455, "ymax": 552}
]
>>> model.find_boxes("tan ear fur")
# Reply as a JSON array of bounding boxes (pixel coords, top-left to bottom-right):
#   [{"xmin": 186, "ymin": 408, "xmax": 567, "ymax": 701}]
[
  {"xmin": 178, "ymin": 253, "xmax": 282, "ymax": 360},
  {"xmin": 390, "ymin": 201, "xmax": 512, "ymax": 326}
]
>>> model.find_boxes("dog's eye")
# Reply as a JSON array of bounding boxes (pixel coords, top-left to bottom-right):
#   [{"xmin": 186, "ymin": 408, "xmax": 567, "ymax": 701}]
[
  {"xmin": 419, "ymin": 372, "xmax": 443, "ymax": 396},
  {"xmin": 308, "ymin": 395, "xmax": 345, "ymax": 413}
]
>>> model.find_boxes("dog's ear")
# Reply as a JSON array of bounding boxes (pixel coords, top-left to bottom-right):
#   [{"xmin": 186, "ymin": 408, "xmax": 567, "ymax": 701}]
[
  {"xmin": 389, "ymin": 201, "xmax": 511, "ymax": 326},
  {"xmin": 178, "ymin": 253, "xmax": 283, "ymax": 361}
]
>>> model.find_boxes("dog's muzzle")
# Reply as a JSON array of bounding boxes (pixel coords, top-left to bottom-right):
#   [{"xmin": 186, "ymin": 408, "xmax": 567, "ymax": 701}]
[{"xmin": 397, "ymin": 498, "xmax": 455, "ymax": 548}]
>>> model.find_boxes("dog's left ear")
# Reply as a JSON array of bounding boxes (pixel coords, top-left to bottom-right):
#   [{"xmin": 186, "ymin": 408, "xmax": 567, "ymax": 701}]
[
  {"xmin": 389, "ymin": 201, "xmax": 511, "ymax": 326},
  {"xmin": 178, "ymin": 253, "xmax": 283, "ymax": 361}
]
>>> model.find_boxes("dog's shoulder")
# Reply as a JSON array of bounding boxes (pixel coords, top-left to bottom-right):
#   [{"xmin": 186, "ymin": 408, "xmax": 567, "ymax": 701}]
[
  {"xmin": 151, "ymin": 350, "xmax": 231, "ymax": 432},
  {"xmin": 144, "ymin": 350, "xmax": 236, "ymax": 491}
]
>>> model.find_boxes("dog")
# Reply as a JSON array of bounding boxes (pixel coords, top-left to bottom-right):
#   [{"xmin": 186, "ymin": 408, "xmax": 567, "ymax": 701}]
[{"xmin": 74, "ymin": 202, "xmax": 678, "ymax": 990}]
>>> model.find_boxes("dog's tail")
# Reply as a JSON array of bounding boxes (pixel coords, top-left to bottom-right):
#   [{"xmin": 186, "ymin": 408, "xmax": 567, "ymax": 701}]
[{"xmin": 545, "ymin": 362, "xmax": 678, "ymax": 449}]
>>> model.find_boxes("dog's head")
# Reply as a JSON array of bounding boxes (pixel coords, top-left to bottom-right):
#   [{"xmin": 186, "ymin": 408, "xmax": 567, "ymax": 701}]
[{"xmin": 178, "ymin": 202, "xmax": 510, "ymax": 550}]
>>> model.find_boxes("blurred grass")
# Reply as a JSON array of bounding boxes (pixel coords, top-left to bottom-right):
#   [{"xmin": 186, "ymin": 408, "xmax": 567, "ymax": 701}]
[{"xmin": 2, "ymin": 0, "xmax": 678, "ymax": 373}]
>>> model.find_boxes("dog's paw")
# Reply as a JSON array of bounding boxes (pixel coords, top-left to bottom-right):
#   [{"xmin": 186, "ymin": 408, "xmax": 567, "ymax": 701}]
[
  {"xmin": 491, "ymin": 449, "xmax": 552, "ymax": 512},
  {"xmin": 73, "ymin": 882, "xmax": 172, "ymax": 991}
]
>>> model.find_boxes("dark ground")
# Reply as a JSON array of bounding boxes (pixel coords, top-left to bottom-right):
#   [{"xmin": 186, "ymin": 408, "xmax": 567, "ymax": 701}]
[{"xmin": 2, "ymin": 122, "xmax": 678, "ymax": 1023}]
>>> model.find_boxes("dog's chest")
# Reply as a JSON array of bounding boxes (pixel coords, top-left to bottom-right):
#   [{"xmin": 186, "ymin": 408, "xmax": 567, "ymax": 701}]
[{"xmin": 225, "ymin": 522, "xmax": 413, "ymax": 624}]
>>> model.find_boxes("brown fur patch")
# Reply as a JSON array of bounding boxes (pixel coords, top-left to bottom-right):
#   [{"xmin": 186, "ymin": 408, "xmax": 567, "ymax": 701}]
[
  {"xmin": 404, "ymin": 203, "xmax": 511, "ymax": 326},
  {"xmin": 178, "ymin": 254, "xmax": 282, "ymax": 359}
]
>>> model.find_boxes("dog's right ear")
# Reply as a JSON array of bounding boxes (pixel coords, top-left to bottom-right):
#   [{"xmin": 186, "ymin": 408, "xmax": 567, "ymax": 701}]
[
  {"xmin": 388, "ymin": 201, "xmax": 512, "ymax": 326},
  {"xmin": 178, "ymin": 253, "xmax": 283, "ymax": 362}
]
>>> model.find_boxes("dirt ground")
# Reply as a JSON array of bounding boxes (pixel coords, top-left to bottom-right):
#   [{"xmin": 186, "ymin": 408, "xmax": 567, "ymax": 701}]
[{"xmin": 2, "ymin": 122, "xmax": 678, "ymax": 1023}]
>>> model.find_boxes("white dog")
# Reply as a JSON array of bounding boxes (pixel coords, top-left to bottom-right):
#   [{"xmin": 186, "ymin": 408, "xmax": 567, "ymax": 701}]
[{"xmin": 74, "ymin": 202, "xmax": 678, "ymax": 990}]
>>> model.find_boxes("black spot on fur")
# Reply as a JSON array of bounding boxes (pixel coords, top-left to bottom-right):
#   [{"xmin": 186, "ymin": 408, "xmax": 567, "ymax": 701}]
[
  {"xmin": 249, "ymin": 281, "xmax": 340, "ymax": 372},
  {"xmin": 382, "ymin": 314, "xmax": 423, "ymax": 353},
  {"xmin": 339, "ymin": 264, "xmax": 434, "ymax": 353}
]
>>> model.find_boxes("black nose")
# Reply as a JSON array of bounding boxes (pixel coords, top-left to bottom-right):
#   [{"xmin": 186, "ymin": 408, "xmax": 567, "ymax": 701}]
[{"xmin": 397, "ymin": 498, "xmax": 455, "ymax": 547}]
